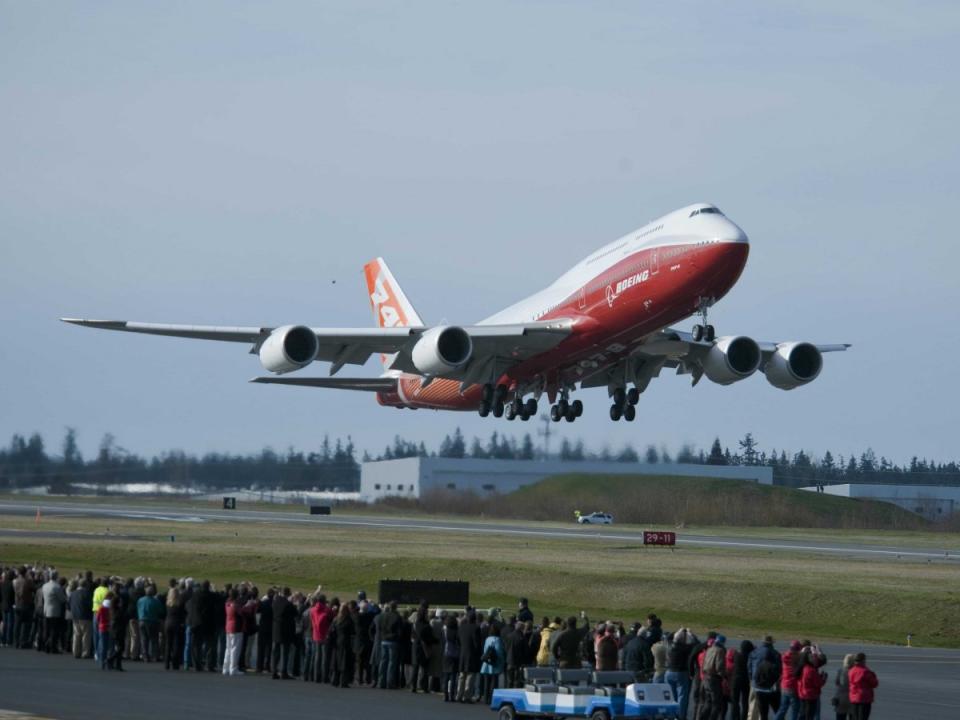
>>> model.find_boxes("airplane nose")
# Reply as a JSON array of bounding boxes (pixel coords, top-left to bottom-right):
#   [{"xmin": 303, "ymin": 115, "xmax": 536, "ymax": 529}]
[{"xmin": 719, "ymin": 220, "xmax": 748, "ymax": 244}]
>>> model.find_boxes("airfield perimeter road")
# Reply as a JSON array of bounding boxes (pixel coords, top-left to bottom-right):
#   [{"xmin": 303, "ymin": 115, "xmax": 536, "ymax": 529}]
[
  {"xmin": 0, "ymin": 643, "xmax": 957, "ymax": 720},
  {"xmin": 0, "ymin": 499, "xmax": 957, "ymax": 562}
]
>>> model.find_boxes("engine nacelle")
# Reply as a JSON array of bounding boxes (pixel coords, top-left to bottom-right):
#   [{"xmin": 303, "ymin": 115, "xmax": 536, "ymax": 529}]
[
  {"xmin": 702, "ymin": 335, "xmax": 762, "ymax": 385},
  {"xmin": 259, "ymin": 325, "xmax": 319, "ymax": 374},
  {"xmin": 411, "ymin": 326, "xmax": 473, "ymax": 376},
  {"xmin": 764, "ymin": 342, "xmax": 822, "ymax": 390}
]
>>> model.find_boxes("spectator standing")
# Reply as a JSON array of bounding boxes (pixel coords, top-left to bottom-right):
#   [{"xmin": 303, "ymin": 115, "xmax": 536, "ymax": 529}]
[
  {"xmin": 377, "ymin": 600, "xmax": 402, "ymax": 689},
  {"xmin": 0, "ymin": 570, "xmax": 15, "ymax": 647},
  {"xmin": 775, "ymin": 640, "xmax": 804, "ymax": 720},
  {"xmin": 137, "ymin": 585, "xmax": 163, "ymax": 662},
  {"xmin": 730, "ymin": 640, "xmax": 755, "ymax": 720},
  {"xmin": 96, "ymin": 592, "xmax": 113, "ymax": 670},
  {"xmin": 333, "ymin": 601, "xmax": 356, "ymax": 687},
  {"xmin": 41, "ymin": 571, "xmax": 66, "ymax": 654},
  {"xmin": 479, "ymin": 623, "xmax": 505, "ymax": 704},
  {"xmin": 552, "ymin": 615, "xmax": 583, "ymax": 669},
  {"xmin": 164, "ymin": 584, "xmax": 184, "ymax": 670},
  {"xmin": 255, "ymin": 589, "xmax": 274, "ymax": 674},
  {"xmin": 665, "ymin": 628, "xmax": 695, "ymax": 719},
  {"xmin": 271, "ymin": 587, "xmax": 296, "ymax": 680},
  {"xmin": 410, "ymin": 604, "xmax": 436, "ymax": 693},
  {"xmin": 798, "ymin": 648, "xmax": 828, "ymax": 720},
  {"xmin": 69, "ymin": 579, "xmax": 94, "ymax": 658},
  {"xmin": 651, "ymin": 632, "xmax": 668, "ymax": 683},
  {"xmin": 748, "ymin": 635, "xmax": 783, "ymax": 720},
  {"xmin": 222, "ymin": 588, "xmax": 242, "ymax": 676},
  {"xmin": 13, "ymin": 567, "xmax": 35, "ymax": 650},
  {"xmin": 455, "ymin": 609, "xmax": 481, "ymax": 702},
  {"xmin": 847, "ymin": 653, "xmax": 878, "ymax": 720},
  {"xmin": 107, "ymin": 582, "xmax": 127, "ymax": 671},
  {"xmin": 441, "ymin": 615, "xmax": 460, "ymax": 702},
  {"xmin": 516, "ymin": 598, "xmax": 533, "ymax": 624},
  {"xmin": 701, "ymin": 634, "xmax": 728, "ymax": 720},
  {"xmin": 832, "ymin": 654, "xmax": 855, "ymax": 720},
  {"xmin": 596, "ymin": 625, "xmax": 619, "ymax": 671},
  {"xmin": 310, "ymin": 594, "xmax": 333, "ymax": 683}
]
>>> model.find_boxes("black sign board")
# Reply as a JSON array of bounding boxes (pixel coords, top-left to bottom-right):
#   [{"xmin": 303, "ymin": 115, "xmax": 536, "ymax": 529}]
[
  {"xmin": 378, "ymin": 579, "xmax": 469, "ymax": 606},
  {"xmin": 222, "ymin": 497, "xmax": 236, "ymax": 510},
  {"xmin": 309, "ymin": 505, "xmax": 332, "ymax": 515}
]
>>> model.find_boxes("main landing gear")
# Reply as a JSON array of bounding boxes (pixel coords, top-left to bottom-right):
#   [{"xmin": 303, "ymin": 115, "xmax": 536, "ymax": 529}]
[
  {"xmin": 691, "ymin": 297, "xmax": 716, "ymax": 342},
  {"xmin": 609, "ymin": 386, "xmax": 639, "ymax": 422},
  {"xmin": 549, "ymin": 393, "xmax": 583, "ymax": 423},
  {"xmin": 478, "ymin": 383, "xmax": 537, "ymax": 421}
]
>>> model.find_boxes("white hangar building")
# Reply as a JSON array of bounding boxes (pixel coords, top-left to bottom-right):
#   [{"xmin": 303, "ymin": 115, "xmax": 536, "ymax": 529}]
[{"xmin": 359, "ymin": 457, "xmax": 773, "ymax": 502}]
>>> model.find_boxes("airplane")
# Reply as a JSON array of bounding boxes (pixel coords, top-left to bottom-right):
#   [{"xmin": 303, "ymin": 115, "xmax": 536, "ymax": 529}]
[{"xmin": 62, "ymin": 203, "xmax": 849, "ymax": 423}]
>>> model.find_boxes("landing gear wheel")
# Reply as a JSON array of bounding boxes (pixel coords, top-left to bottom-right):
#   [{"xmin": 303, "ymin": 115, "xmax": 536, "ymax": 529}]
[
  {"xmin": 613, "ymin": 387, "xmax": 626, "ymax": 406},
  {"xmin": 524, "ymin": 398, "xmax": 537, "ymax": 417},
  {"xmin": 627, "ymin": 387, "xmax": 639, "ymax": 405},
  {"xmin": 481, "ymin": 384, "xmax": 494, "ymax": 404},
  {"xmin": 565, "ymin": 410, "xmax": 576, "ymax": 422},
  {"xmin": 550, "ymin": 405, "xmax": 561, "ymax": 422},
  {"xmin": 494, "ymin": 384, "xmax": 508, "ymax": 402},
  {"xmin": 505, "ymin": 403, "xmax": 517, "ymax": 421},
  {"xmin": 558, "ymin": 399, "xmax": 569, "ymax": 417},
  {"xmin": 478, "ymin": 401, "xmax": 490, "ymax": 418},
  {"xmin": 520, "ymin": 412, "xmax": 530, "ymax": 421},
  {"xmin": 705, "ymin": 324, "xmax": 716, "ymax": 342},
  {"xmin": 692, "ymin": 324, "xmax": 704, "ymax": 342},
  {"xmin": 609, "ymin": 404, "xmax": 622, "ymax": 421},
  {"xmin": 492, "ymin": 401, "xmax": 504, "ymax": 418},
  {"xmin": 623, "ymin": 404, "xmax": 636, "ymax": 422},
  {"xmin": 571, "ymin": 399, "xmax": 583, "ymax": 417}
]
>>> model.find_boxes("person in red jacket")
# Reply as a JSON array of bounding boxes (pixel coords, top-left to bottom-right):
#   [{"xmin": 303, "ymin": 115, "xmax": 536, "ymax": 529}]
[
  {"xmin": 773, "ymin": 640, "xmax": 803, "ymax": 720},
  {"xmin": 222, "ymin": 588, "xmax": 242, "ymax": 676},
  {"xmin": 847, "ymin": 653, "xmax": 878, "ymax": 720},
  {"xmin": 310, "ymin": 594, "xmax": 334, "ymax": 683},
  {"xmin": 96, "ymin": 592, "xmax": 113, "ymax": 670},
  {"xmin": 797, "ymin": 649, "xmax": 827, "ymax": 720}
]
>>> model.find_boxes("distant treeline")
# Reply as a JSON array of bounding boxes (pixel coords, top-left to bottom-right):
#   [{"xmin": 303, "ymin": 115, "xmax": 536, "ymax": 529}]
[{"xmin": 1, "ymin": 428, "xmax": 958, "ymax": 493}]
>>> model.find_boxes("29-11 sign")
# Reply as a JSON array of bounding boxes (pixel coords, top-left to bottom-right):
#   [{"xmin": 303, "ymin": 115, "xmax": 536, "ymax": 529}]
[{"xmin": 643, "ymin": 531, "xmax": 677, "ymax": 546}]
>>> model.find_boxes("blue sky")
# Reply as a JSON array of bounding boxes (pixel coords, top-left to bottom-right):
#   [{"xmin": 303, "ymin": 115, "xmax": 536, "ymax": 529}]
[{"xmin": 2, "ymin": 1, "xmax": 958, "ymax": 463}]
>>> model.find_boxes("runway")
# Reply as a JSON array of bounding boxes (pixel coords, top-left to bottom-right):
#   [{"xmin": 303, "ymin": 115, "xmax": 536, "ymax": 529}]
[
  {"xmin": 0, "ymin": 642, "xmax": 955, "ymax": 720},
  {"xmin": 1, "ymin": 499, "xmax": 957, "ymax": 562}
]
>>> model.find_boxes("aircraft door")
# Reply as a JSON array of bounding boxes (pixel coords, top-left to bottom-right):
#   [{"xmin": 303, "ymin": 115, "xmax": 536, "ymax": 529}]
[
  {"xmin": 578, "ymin": 286, "xmax": 586, "ymax": 310},
  {"xmin": 651, "ymin": 248, "xmax": 659, "ymax": 275}
]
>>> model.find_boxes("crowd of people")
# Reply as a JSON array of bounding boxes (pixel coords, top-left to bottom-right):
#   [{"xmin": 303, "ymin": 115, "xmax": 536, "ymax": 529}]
[{"xmin": 1, "ymin": 564, "xmax": 879, "ymax": 720}]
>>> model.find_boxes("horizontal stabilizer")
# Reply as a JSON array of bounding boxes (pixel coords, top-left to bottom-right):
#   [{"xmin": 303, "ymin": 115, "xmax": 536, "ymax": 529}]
[{"xmin": 249, "ymin": 376, "xmax": 397, "ymax": 392}]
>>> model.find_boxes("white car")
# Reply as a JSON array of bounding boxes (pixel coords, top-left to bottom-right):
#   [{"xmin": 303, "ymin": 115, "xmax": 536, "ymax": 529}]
[{"xmin": 577, "ymin": 511, "xmax": 613, "ymax": 525}]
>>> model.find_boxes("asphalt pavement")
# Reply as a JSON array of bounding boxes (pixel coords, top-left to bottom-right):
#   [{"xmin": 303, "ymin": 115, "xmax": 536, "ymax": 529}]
[
  {"xmin": 0, "ymin": 642, "xmax": 956, "ymax": 720},
  {"xmin": 0, "ymin": 499, "xmax": 957, "ymax": 562}
]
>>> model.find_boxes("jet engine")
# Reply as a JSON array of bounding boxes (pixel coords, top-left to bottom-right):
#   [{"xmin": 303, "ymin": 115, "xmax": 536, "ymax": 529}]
[
  {"xmin": 702, "ymin": 335, "xmax": 762, "ymax": 385},
  {"xmin": 411, "ymin": 326, "xmax": 473, "ymax": 376},
  {"xmin": 764, "ymin": 342, "xmax": 822, "ymax": 390},
  {"xmin": 259, "ymin": 325, "xmax": 319, "ymax": 374}
]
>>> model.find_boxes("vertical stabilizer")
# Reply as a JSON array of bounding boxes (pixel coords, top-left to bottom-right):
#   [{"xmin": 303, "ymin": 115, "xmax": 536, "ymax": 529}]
[{"xmin": 363, "ymin": 257, "xmax": 425, "ymax": 369}]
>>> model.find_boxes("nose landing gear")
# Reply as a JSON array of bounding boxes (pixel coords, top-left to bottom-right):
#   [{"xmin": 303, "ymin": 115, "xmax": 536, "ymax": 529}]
[{"xmin": 691, "ymin": 297, "xmax": 716, "ymax": 342}]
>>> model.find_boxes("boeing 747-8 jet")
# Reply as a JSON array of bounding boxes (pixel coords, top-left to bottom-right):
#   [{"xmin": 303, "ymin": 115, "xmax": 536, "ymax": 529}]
[{"xmin": 64, "ymin": 204, "xmax": 849, "ymax": 422}]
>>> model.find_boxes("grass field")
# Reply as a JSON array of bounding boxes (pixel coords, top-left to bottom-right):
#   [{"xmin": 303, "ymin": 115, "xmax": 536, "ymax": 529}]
[{"xmin": 1, "ymin": 506, "xmax": 957, "ymax": 648}]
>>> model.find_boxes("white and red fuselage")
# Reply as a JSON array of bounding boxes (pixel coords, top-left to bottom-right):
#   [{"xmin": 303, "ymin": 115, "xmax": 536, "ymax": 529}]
[{"xmin": 373, "ymin": 203, "xmax": 749, "ymax": 410}]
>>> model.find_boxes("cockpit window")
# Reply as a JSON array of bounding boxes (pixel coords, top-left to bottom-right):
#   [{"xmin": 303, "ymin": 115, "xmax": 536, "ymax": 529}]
[{"xmin": 689, "ymin": 207, "xmax": 723, "ymax": 217}]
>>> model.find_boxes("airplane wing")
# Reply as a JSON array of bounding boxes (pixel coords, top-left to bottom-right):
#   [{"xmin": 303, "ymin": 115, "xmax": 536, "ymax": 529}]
[
  {"xmin": 579, "ymin": 327, "xmax": 850, "ymax": 393},
  {"xmin": 61, "ymin": 317, "xmax": 573, "ymax": 380},
  {"xmin": 249, "ymin": 377, "xmax": 397, "ymax": 391}
]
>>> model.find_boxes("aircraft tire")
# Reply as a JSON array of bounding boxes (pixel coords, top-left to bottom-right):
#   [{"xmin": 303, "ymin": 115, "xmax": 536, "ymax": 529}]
[
  {"xmin": 705, "ymin": 324, "xmax": 716, "ymax": 342},
  {"xmin": 623, "ymin": 404, "xmax": 636, "ymax": 422},
  {"xmin": 493, "ymin": 401, "xmax": 504, "ymax": 418},
  {"xmin": 525, "ymin": 398, "xmax": 537, "ymax": 416},
  {"xmin": 572, "ymin": 399, "xmax": 584, "ymax": 417},
  {"xmin": 609, "ymin": 404, "xmax": 622, "ymax": 421},
  {"xmin": 550, "ymin": 405, "xmax": 561, "ymax": 422},
  {"xmin": 692, "ymin": 324, "xmax": 704, "ymax": 342},
  {"xmin": 627, "ymin": 388, "xmax": 639, "ymax": 405},
  {"xmin": 613, "ymin": 387, "xmax": 626, "ymax": 406},
  {"xmin": 478, "ymin": 401, "xmax": 490, "ymax": 418}
]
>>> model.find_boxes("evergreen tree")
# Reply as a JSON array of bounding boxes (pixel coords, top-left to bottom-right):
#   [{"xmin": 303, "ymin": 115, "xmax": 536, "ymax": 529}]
[
  {"xmin": 707, "ymin": 437, "xmax": 727, "ymax": 466},
  {"xmin": 62, "ymin": 427, "xmax": 82, "ymax": 468},
  {"xmin": 519, "ymin": 434, "xmax": 535, "ymax": 460},
  {"xmin": 738, "ymin": 433, "xmax": 759, "ymax": 466},
  {"xmin": 619, "ymin": 445, "xmax": 640, "ymax": 463}
]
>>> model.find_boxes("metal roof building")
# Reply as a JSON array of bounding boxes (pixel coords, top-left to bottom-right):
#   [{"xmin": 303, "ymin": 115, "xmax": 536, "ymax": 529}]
[
  {"xmin": 360, "ymin": 457, "xmax": 773, "ymax": 502},
  {"xmin": 802, "ymin": 483, "xmax": 960, "ymax": 521}
]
